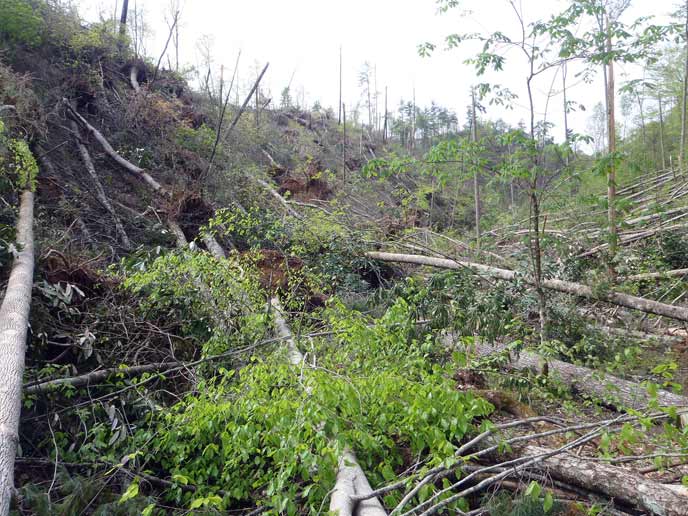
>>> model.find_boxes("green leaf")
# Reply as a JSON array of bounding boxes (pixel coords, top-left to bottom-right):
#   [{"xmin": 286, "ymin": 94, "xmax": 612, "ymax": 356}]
[
  {"xmin": 118, "ymin": 480, "xmax": 139, "ymax": 504},
  {"xmin": 172, "ymin": 474, "xmax": 189, "ymax": 485},
  {"xmin": 525, "ymin": 480, "xmax": 541, "ymax": 500},
  {"xmin": 142, "ymin": 504, "xmax": 155, "ymax": 516},
  {"xmin": 543, "ymin": 491, "xmax": 554, "ymax": 513}
]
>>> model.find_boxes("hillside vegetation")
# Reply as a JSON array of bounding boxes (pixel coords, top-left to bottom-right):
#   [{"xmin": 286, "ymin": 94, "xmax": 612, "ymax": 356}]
[{"xmin": 1, "ymin": 1, "xmax": 688, "ymax": 515}]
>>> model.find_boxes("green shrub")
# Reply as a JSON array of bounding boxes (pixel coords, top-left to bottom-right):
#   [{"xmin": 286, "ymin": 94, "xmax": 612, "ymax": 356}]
[{"xmin": 0, "ymin": 0, "xmax": 44, "ymax": 47}]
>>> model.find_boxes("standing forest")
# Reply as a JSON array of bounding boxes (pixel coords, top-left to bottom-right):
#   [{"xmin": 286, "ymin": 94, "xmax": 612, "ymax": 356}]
[{"xmin": 4, "ymin": 0, "xmax": 688, "ymax": 514}]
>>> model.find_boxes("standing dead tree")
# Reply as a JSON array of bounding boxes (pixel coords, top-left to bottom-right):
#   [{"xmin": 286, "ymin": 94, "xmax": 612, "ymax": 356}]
[{"xmin": 0, "ymin": 189, "xmax": 35, "ymax": 516}]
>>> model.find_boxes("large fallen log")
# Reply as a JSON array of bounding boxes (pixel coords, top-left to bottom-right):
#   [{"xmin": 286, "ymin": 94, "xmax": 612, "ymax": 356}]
[
  {"xmin": 520, "ymin": 444, "xmax": 688, "ymax": 516},
  {"xmin": 446, "ymin": 337, "xmax": 688, "ymax": 412},
  {"xmin": 0, "ymin": 190, "xmax": 34, "ymax": 516},
  {"xmin": 269, "ymin": 298, "xmax": 386, "ymax": 516},
  {"xmin": 365, "ymin": 251, "xmax": 688, "ymax": 322}
]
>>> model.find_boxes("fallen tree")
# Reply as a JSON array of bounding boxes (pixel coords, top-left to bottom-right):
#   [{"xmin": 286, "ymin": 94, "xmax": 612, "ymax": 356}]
[
  {"xmin": 0, "ymin": 189, "xmax": 35, "ymax": 516},
  {"xmin": 64, "ymin": 100, "xmax": 226, "ymax": 253},
  {"xmin": 24, "ymin": 361, "xmax": 182, "ymax": 394},
  {"xmin": 365, "ymin": 251, "xmax": 688, "ymax": 322},
  {"xmin": 70, "ymin": 120, "xmax": 131, "ymax": 249},
  {"xmin": 269, "ymin": 298, "xmax": 387, "ymax": 516},
  {"xmin": 445, "ymin": 336, "xmax": 688, "ymax": 413}
]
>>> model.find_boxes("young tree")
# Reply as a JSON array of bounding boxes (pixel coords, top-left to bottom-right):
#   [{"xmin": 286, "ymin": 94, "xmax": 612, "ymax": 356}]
[
  {"xmin": 546, "ymin": 0, "xmax": 670, "ymax": 268},
  {"xmin": 422, "ymin": 0, "xmax": 568, "ymax": 344}
]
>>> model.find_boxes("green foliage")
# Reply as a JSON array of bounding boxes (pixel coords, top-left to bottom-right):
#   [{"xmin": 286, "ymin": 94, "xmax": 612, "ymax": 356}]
[
  {"xmin": 19, "ymin": 473, "xmax": 156, "ymax": 516},
  {"xmin": 0, "ymin": 0, "xmax": 44, "ymax": 47},
  {"xmin": 2, "ymin": 139, "xmax": 38, "ymax": 191},
  {"xmin": 484, "ymin": 491, "xmax": 566, "ymax": 516},
  {"xmin": 67, "ymin": 20, "xmax": 121, "ymax": 59},
  {"xmin": 175, "ymin": 124, "xmax": 216, "ymax": 156},
  {"xmin": 390, "ymin": 271, "xmax": 517, "ymax": 343},
  {"xmin": 121, "ymin": 249, "xmax": 268, "ymax": 357},
  {"xmin": 135, "ymin": 298, "xmax": 493, "ymax": 512}
]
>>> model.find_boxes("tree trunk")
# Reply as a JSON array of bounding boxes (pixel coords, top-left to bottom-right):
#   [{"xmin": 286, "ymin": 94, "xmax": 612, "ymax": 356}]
[
  {"xmin": 513, "ymin": 444, "xmax": 688, "ymax": 516},
  {"xmin": 119, "ymin": 0, "xmax": 129, "ymax": 39},
  {"xmin": 255, "ymin": 179, "xmax": 302, "ymax": 219},
  {"xmin": 25, "ymin": 361, "xmax": 181, "ymax": 395},
  {"xmin": 365, "ymin": 251, "xmax": 688, "ymax": 322},
  {"xmin": 471, "ymin": 88, "xmax": 481, "ymax": 250},
  {"xmin": 0, "ymin": 190, "xmax": 34, "ymax": 516},
  {"xmin": 454, "ymin": 338, "xmax": 688, "ymax": 412},
  {"xmin": 607, "ymin": 22, "xmax": 618, "ymax": 267},
  {"xmin": 71, "ymin": 121, "xmax": 132, "ymax": 249},
  {"xmin": 659, "ymin": 93, "xmax": 667, "ymax": 170},
  {"xmin": 269, "ymin": 298, "xmax": 387, "ymax": 516},
  {"xmin": 681, "ymin": 0, "xmax": 688, "ymax": 171}
]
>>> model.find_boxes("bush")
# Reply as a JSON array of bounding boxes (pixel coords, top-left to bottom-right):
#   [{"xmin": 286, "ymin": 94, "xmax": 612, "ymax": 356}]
[{"xmin": 0, "ymin": 0, "xmax": 44, "ymax": 47}]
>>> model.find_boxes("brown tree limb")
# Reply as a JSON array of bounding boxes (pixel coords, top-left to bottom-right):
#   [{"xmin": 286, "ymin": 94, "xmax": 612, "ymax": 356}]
[{"xmin": 25, "ymin": 362, "xmax": 182, "ymax": 394}]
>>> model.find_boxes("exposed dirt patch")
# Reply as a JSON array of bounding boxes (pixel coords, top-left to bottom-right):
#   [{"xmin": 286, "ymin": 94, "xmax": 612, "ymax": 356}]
[{"xmin": 274, "ymin": 159, "xmax": 332, "ymax": 202}]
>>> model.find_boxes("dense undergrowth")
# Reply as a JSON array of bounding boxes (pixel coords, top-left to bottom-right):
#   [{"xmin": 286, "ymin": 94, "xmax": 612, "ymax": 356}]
[{"xmin": 2, "ymin": 1, "xmax": 688, "ymax": 515}]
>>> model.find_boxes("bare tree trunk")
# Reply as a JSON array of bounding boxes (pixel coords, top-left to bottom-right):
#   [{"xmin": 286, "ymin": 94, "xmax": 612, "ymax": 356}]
[
  {"xmin": 269, "ymin": 298, "xmax": 386, "ymax": 516},
  {"xmin": 383, "ymin": 86, "xmax": 388, "ymax": 143},
  {"xmin": 71, "ymin": 121, "xmax": 132, "ymax": 249},
  {"xmin": 119, "ymin": 0, "xmax": 129, "ymax": 39},
  {"xmin": 471, "ymin": 88, "xmax": 481, "ymax": 250},
  {"xmin": 607, "ymin": 20, "xmax": 618, "ymax": 268},
  {"xmin": 338, "ymin": 46, "xmax": 343, "ymax": 125},
  {"xmin": 26, "ymin": 361, "xmax": 181, "ymax": 394},
  {"xmin": 365, "ymin": 251, "xmax": 688, "ymax": 322},
  {"xmin": 455, "ymin": 338, "xmax": 688, "ymax": 413},
  {"xmin": 0, "ymin": 190, "xmax": 34, "ymax": 516},
  {"xmin": 255, "ymin": 178, "xmax": 302, "ymax": 219},
  {"xmin": 226, "ymin": 63, "xmax": 269, "ymax": 137},
  {"xmin": 681, "ymin": 0, "xmax": 688, "ymax": 171},
  {"xmin": 659, "ymin": 92, "xmax": 667, "ymax": 170}
]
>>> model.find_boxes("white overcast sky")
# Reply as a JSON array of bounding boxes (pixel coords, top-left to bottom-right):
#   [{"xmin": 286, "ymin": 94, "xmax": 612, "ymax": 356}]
[{"xmin": 78, "ymin": 0, "xmax": 678, "ymax": 142}]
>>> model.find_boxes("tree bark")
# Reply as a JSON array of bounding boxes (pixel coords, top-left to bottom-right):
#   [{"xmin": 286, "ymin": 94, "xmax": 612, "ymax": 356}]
[
  {"xmin": 0, "ymin": 190, "xmax": 34, "ymax": 516},
  {"xmin": 681, "ymin": 0, "xmax": 688, "ymax": 171},
  {"xmin": 365, "ymin": 251, "xmax": 688, "ymax": 322},
  {"xmin": 226, "ymin": 63, "xmax": 269, "ymax": 138},
  {"xmin": 25, "ymin": 361, "xmax": 181, "ymax": 394},
  {"xmin": 255, "ymin": 179, "xmax": 302, "ymax": 219},
  {"xmin": 471, "ymin": 88, "xmax": 481, "ymax": 250},
  {"xmin": 119, "ymin": 0, "xmax": 129, "ymax": 39},
  {"xmin": 606, "ymin": 20, "xmax": 618, "ymax": 266},
  {"xmin": 71, "ymin": 121, "xmax": 132, "ymax": 249},
  {"xmin": 452, "ymin": 338, "xmax": 688, "ymax": 412},
  {"xmin": 509, "ymin": 443, "xmax": 688, "ymax": 516},
  {"xmin": 269, "ymin": 298, "xmax": 387, "ymax": 516}
]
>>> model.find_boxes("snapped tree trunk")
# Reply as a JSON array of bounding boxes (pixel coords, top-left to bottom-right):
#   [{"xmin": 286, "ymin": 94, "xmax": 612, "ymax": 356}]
[
  {"xmin": 365, "ymin": 251, "xmax": 688, "ymax": 322},
  {"xmin": 0, "ymin": 190, "xmax": 34, "ymax": 516}
]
